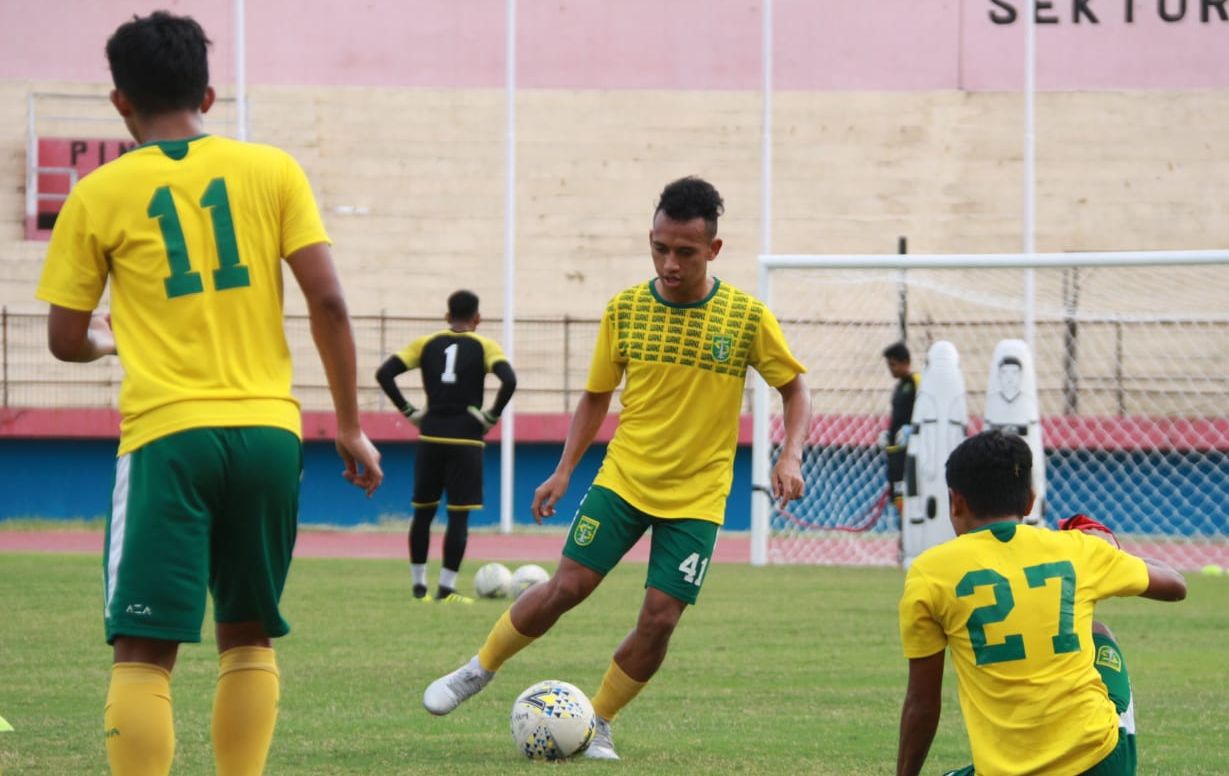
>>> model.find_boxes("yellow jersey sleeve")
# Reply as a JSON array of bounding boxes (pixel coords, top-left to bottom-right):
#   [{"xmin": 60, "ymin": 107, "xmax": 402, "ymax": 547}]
[
  {"xmin": 1080, "ymin": 535, "xmax": 1150, "ymax": 599},
  {"xmin": 749, "ymin": 305, "xmax": 806, "ymax": 388},
  {"xmin": 396, "ymin": 336, "xmax": 427, "ymax": 370},
  {"xmin": 585, "ymin": 303, "xmax": 626, "ymax": 393},
  {"xmin": 279, "ymin": 153, "xmax": 330, "ymax": 257},
  {"xmin": 37, "ymin": 192, "xmax": 109, "ymax": 312},
  {"xmin": 480, "ymin": 336, "xmax": 508, "ymax": 371},
  {"xmin": 899, "ymin": 566, "xmax": 948, "ymax": 658}
]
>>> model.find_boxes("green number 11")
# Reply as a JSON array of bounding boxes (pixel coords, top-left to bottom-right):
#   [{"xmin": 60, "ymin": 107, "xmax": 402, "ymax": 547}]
[{"xmin": 148, "ymin": 178, "xmax": 251, "ymax": 299}]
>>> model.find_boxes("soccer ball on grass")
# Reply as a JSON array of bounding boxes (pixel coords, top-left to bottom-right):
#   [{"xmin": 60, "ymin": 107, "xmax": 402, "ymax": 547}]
[
  {"xmin": 510, "ymin": 564, "xmax": 550, "ymax": 598},
  {"xmin": 473, "ymin": 562, "xmax": 513, "ymax": 598},
  {"xmin": 510, "ymin": 680, "xmax": 595, "ymax": 761}
]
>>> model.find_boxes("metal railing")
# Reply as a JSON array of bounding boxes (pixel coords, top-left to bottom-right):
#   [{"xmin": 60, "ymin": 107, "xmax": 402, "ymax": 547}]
[{"xmin": 3, "ymin": 308, "xmax": 1223, "ymax": 417}]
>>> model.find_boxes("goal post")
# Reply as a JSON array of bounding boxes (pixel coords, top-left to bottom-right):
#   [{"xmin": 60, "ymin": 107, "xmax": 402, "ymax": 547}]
[{"xmin": 751, "ymin": 249, "xmax": 1229, "ymax": 569}]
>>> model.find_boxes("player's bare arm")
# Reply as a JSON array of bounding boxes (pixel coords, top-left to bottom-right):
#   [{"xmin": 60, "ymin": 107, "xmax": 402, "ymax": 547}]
[
  {"xmin": 896, "ymin": 651, "xmax": 944, "ymax": 776},
  {"xmin": 1061, "ymin": 515, "xmax": 1187, "ymax": 602},
  {"xmin": 531, "ymin": 389, "xmax": 613, "ymax": 523},
  {"xmin": 46, "ymin": 306, "xmax": 116, "ymax": 362},
  {"xmin": 1141, "ymin": 557, "xmax": 1187, "ymax": 601},
  {"xmin": 770, "ymin": 374, "xmax": 811, "ymax": 505},
  {"xmin": 287, "ymin": 242, "xmax": 383, "ymax": 495}
]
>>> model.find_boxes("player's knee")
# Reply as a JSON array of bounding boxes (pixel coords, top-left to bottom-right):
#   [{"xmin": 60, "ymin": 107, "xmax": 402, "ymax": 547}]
[
  {"xmin": 544, "ymin": 572, "xmax": 595, "ymax": 610},
  {"xmin": 637, "ymin": 605, "xmax": 682, "ymax": 640},
  {"xmin": 1091, "ymin": 620, "xmax": 1115, "ymax": 640}
]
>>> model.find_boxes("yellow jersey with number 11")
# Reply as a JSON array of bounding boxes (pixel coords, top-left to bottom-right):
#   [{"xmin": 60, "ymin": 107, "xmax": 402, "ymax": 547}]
[{"xmin": 36, "ymin": 134, "xmax": 329, "ymax": 455}]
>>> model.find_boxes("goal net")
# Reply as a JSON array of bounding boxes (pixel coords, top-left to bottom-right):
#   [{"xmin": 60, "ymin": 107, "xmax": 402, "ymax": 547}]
[{"xmin": 750, "ymin": 250, "xmax": 1229, "ymax": 570}]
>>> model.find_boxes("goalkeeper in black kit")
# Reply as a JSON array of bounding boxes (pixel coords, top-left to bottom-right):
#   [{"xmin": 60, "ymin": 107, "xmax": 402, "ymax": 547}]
[{"xmin": 376, "ymin": 290, "xmax": 517, "ymax": 602}]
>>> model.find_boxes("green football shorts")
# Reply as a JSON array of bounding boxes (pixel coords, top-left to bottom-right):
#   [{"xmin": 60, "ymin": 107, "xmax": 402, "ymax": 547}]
[
  {"xmin": 102, "ymin": 426, "xmax": 302, "ymax": 645},
  {"xmin": 562, "ymin": 485, "xmax": 719, "ymax": 605}
]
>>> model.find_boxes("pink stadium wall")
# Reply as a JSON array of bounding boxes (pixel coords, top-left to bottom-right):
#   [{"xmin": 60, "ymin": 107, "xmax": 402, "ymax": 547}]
[{"xmin": 1, "ymin": 0, "xmax": 1227, "ymax": 90}]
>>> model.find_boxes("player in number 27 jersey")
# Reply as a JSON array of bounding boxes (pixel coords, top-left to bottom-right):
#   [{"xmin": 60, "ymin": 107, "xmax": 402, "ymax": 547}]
[{"xmin": 896, "ymin": 431, "xmax": 1186, "ymax": 776}]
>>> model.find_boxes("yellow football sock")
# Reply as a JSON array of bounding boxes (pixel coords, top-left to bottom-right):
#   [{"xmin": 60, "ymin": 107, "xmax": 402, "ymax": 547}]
[
  {"xmin": 104, "ymin": 662, "xmax": 175, "ymax": 776},
  {"xmin": 591, "ymin": 659, "xmax": 647, "ymax": 722},
  {"xmin": 212, "ymin": 646, "xmax": 280, "ymax": 776},
  {"xmin": 477, "ymin": 609, "xmax": 537, "ymax": 672}
]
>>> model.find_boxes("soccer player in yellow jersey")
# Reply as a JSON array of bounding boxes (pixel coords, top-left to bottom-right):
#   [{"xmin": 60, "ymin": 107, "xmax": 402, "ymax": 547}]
[
  {"xmin": 896, "ymin": 431, "xmax": 1186, "ymax": 776},
  {"xmin": 424, "ymin": 176, "xmax": 812, "ymax": 759},
  {"xmin": 35, "ymin": 12, "xmax": 382, "ymax": 776}
]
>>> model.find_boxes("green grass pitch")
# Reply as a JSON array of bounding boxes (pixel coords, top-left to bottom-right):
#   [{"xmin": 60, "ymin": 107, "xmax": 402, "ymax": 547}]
[{"xmin": 1, "ymin": 552, "xmax": 1226, "ymax": 774}]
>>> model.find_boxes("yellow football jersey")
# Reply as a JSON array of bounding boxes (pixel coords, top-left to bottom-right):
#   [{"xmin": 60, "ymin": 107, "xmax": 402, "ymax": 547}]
[
  {"xmin": 899, "ymin": 522, "xmax": 1150, "ymax": 776},
  {"xmin": 37, "ymin": 135, "xmax": 329, "ymax": 454},
  {"xmin": 586, "ymin": 279, "xmax": 805, "ymax": 522}
]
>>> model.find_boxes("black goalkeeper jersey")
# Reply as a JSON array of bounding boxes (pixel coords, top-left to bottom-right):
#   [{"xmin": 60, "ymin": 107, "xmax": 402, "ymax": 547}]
[{"xmin": 395, "ymin": 330, "xmax": 507, "ymax": 442}]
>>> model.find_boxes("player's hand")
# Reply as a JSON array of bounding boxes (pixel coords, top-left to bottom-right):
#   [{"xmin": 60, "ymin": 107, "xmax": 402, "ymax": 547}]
[
  {"xmin": 336, "ymin": 428, "xmax": 383, "ymax": 497},
  {"xmin": 89, "ymin": 313, "xmax": 117, "ymax": 357},
  {"xmin": 401, "ymin": 404, "xmax": 426, "ymax": 427},
  {"xmin": 531, "ymin": 471, "xmax": 570, "ymax": 525},
  {"xmin": 770, "ymin": 455, "xmax": 805, "ymax": 507},
  {"xmin": 467, "ymin": 406, "xmax": 499, "ymax": 432}
]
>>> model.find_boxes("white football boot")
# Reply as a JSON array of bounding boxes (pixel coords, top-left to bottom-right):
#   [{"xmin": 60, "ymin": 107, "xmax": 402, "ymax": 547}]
[
  {"xmin": 584, "ymin": 716, "xmax": 620, "ymax": 760},
  {"xmin": 422, "ymin": 656, "xmax": 494, "ymax": 715}
]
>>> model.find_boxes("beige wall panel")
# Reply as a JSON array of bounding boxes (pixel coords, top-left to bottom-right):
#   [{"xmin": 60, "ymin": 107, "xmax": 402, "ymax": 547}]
[{"xmin": 2, "ymin": 83, "xmax": 1226, "ymax": 413}]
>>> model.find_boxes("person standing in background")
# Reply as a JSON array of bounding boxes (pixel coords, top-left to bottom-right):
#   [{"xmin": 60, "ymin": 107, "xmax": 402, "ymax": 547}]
[
  {"xmin": 883, "ymin": 342, "xmax": 920, "ymax": 517},
  {"xmin": 376, "ymin": 290, "xmax": 517, "ymax": 603}
]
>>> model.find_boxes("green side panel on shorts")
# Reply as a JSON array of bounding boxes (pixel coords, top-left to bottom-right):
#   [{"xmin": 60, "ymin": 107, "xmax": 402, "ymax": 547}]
[
  {"xmin": 562, "ymin": 485, "xmax": 718, "ymax": 606},
  {"xmin": 103, "ymin": 427, "xmax": 301, "ymax": 645}
]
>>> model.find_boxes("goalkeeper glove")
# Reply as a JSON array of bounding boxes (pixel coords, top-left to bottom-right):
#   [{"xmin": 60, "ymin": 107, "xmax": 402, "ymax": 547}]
[
  {"xmin": 401, "ymin": 404, "xmax": 426, "ymax": 427},
  {"xmin": 467, "ymin": 406, "xmax": 500, "ymax": 432},
  {"xmin": 1058, "ymin": 513, "xmax": 1121, "ymax": 548}
]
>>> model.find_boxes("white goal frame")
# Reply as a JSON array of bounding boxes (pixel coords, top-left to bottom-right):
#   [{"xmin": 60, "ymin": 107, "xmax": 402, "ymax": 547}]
[{"xmin": 751, "ymin": 248, "xmax": 1229, "ymax": 566}]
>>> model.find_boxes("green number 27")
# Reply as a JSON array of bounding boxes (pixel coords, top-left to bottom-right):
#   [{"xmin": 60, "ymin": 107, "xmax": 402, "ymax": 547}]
[
  {"xmin": 957, "ymin": 561, "xmax": 1080, "ymax": 666},
  {"xmin": 148, "ymin": 178, "xmax": 250, "ymax": 299}
]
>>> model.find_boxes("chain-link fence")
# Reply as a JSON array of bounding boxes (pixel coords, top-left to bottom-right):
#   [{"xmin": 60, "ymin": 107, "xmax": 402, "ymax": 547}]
[{"xmin": 0, "ymin": 309, "xmax": 621, "ymax": 414}]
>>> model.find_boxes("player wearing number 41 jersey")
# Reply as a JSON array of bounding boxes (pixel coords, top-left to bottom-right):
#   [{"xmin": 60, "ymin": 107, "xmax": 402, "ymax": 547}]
[
  {"xmin": 36, "ymin": 11, "xmax": 382, "ymax": 776},
  {"xmin": 423, "ymin": 176, "xmax": 812, "ymax": 761},
  {"xmin": 896, "ymin": 431, "xmax": 1186, "ymax": 776}
]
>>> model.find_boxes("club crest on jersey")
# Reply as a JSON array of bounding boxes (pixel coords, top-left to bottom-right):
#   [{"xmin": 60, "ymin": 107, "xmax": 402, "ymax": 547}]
[
  {"xmin": 1095, "ymin": 645, "xmax": 1122, "ymax": 672},
  {"xmin": 574, "ymin": 516, "xmax": 600, "ymax": 546},
  {"xmin": 711, "ymin": 335, "xmax": 733, "ymax": 362}
]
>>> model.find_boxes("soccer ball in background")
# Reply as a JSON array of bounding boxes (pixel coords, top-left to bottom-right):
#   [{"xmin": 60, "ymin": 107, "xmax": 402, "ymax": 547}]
[
  {"xmin": 510, "ymin": 680, "xmax": 595, "ymax": 761},
  {"xmin": 510, "ymin": 564, "xmax": 550, "ymax": 598},
  {"xmin": 473, "ymin": 562, "xmax": 513, "ymax": 598}
]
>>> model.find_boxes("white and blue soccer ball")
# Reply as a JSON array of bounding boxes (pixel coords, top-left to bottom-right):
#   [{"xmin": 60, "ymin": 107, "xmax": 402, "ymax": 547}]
[
  {"xmin": 510, "ymin": 564, "xmax": 550, "ymax": 598},
  {"xmin": 510, "ymin": 680, "xmax": 595, "ymax": 761},
  {"xmin": 473, "ymin": 562, "xmax": 513, "ymax": 598}
]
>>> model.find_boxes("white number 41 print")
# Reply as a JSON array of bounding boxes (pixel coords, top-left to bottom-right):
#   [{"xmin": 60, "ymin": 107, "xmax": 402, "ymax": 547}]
[{"xmin": 678, "ymin": 553, "xmax": 709, "ymax": 586}]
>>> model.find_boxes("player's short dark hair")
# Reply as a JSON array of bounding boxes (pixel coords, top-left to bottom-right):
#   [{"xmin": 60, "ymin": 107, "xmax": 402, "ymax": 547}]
[
  {"xmin": 448, "ymin": 290, "xmax": 480, "ymax": 321},
  {"xmin": 946, "ymin": 430, "xmax": 1033, "ymax": 519},
  {"xmin": 999, "ymin": 356, "xmax": 1023, "ymax": 368},
  {"xmin": 106, "ymin": 11, "xmax": 211, "ymax": 115},
  {"xmin": 883, "ymin": 342, "xmax": 910, "ymax": 362},
  {"xmin": 654, "ymin": 177, "xmax": 725, "ymax": 238}
]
